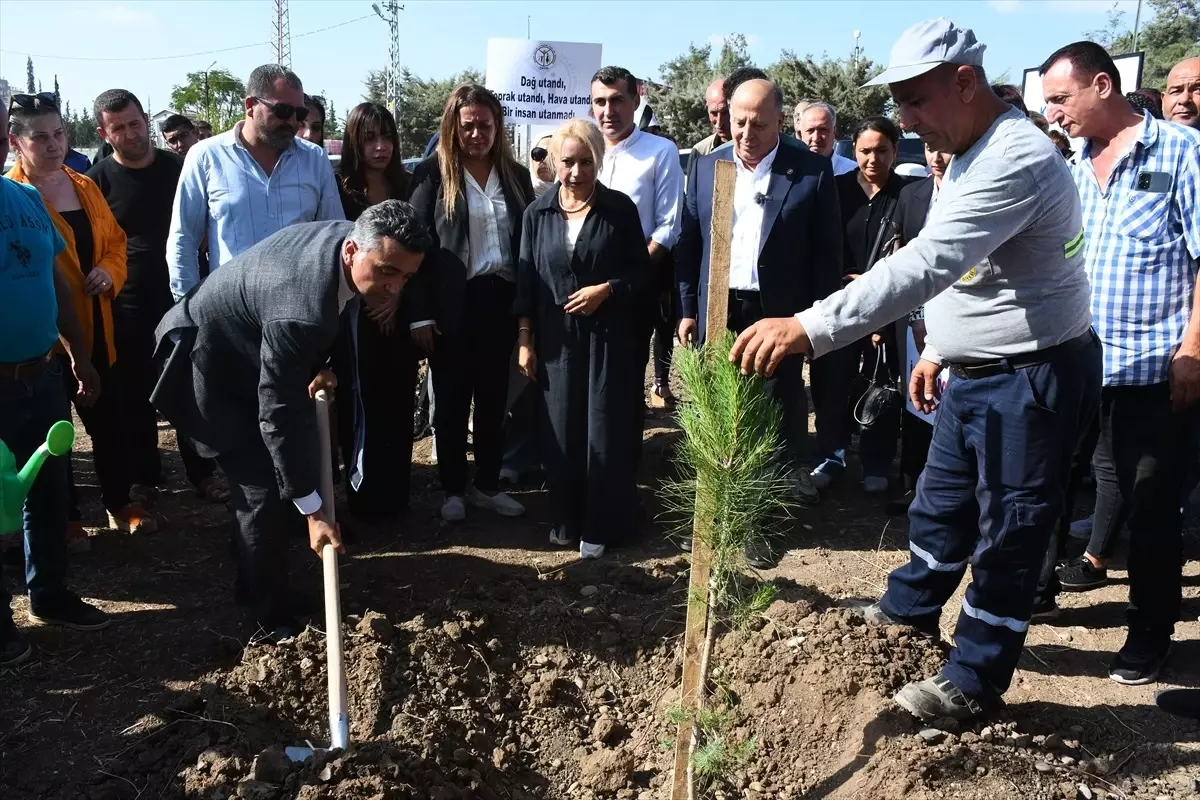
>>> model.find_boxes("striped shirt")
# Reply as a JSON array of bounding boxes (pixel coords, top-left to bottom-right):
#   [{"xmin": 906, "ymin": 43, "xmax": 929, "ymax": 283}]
[
  {"xmin": 167, "ymin": 121, "xmax": 345, "ymax": 300},
  {"xmin": 1074, "ymin": 111, "xmax": 1200, "ymax": 387},
  {"xmin": 463, "ymin": 167, "xmax": 513, "ymax": 281}
]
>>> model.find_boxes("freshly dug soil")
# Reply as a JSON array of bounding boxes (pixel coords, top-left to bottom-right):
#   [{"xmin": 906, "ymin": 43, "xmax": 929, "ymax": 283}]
[{"xmin": 66, "ymin": 561, "xmax": 1200, "ymax": 800}]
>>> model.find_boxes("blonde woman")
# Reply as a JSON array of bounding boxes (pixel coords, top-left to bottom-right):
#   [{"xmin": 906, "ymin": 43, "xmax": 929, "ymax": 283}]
[
  {"xmin": 408, "ymin": 84, "xmax": 533, "ymax": 523},
  {"xmin": 514, "ymin": 118, "xmax": 651, "ymax": 559}
]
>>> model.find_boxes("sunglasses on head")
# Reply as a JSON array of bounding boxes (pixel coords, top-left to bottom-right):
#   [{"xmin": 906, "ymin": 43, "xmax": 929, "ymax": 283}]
[
  {"xmin": 253, "ymin": 97, "xmax": 309, "ymax": 122},
  {"xmin": 530, "ymin": 146, "xmax": 548, "ymax": 162},
  {"xmin": 9, "ymin": 92, "xmax": 59, "ymax": 113}
]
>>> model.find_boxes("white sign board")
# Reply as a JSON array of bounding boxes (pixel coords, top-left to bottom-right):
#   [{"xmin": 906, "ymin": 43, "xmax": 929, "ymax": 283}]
[
  {"xmin": 486, "ymin": 39, "xmax": 602, "ymax": 125},
  {"xmin": 903, "ymin": 325, "xmax": 949, "ymax": 424}
]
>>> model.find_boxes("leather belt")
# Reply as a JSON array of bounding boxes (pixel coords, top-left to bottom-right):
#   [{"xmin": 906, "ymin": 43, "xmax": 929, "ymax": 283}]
[
  {"xmin": 0, "ymin": 351, "xmax": 53, "ymax": 381},
  {"xmin": 947, "ymin": 331, "xmax": 1095, "ymax": 380},
  {"xmin": 728, "ymin": 289, "xmax": 761, "ymax": 302}
]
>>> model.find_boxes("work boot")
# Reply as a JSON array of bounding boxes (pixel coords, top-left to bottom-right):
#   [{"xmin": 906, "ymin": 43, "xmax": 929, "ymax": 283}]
[
  {"xmin": 845, "ymin": 599, "xmax": 941, "ymax": 638},
  {"xmin": 894, "ymin": 671, "xmax": 986, "ymax": 722}
]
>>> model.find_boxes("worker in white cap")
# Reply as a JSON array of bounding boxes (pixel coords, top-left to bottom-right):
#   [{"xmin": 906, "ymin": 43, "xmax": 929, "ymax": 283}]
[{"xmin": 730, "ymin": 18, "xmax": 1101, "ymax": 722}]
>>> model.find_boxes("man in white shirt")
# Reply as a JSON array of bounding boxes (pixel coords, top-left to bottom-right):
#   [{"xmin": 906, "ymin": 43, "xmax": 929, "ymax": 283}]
[
  {"xmin": 593, "ymin": 66, "xmax": 684, "ymax": 408},
  {"xmin": 676, "ymin": 78, "xmax": 844, "ymax": 532},
  {"xmin": 794, "ymin": 100, "xmax": 858, "ymax": 175},
  {"xmin": 166, "ymin": 64, "xmax": 344, "ymax": 300}
]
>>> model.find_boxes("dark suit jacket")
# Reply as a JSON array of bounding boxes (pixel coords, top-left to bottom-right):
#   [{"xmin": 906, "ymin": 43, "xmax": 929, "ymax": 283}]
[
  {"xmin": 676, "ymin": 137, "xmax": 843, "ymax": 344},
  {"xmin": 151, "ymin": 220, "xmax": 354, "ymax": 501},
  {"xmin": 406, "ymin": 156, "xmax": 534, "ymax": 335},
  {"xmin": 896, "ymin": 176, "xmax": 936, "ymax": 246}
]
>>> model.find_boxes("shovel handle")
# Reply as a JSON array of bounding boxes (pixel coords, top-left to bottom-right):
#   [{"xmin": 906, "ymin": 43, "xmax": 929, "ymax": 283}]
[{"xmin": 314, "ymin": 391, "xmax": 349, "ymax": 750}]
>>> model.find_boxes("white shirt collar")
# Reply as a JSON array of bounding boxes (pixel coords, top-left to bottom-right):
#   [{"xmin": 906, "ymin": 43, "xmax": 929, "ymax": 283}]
[
  {"xmin": 337, "ymin": 263, "xmax": 356, "ymax": 312},
  {"xmin": 605, "ymin": 126, "xmax": 642, "ymax": 157},
  {"xmin": 733, "ymin": 139, "xmax": 780, "ymax": 178}
]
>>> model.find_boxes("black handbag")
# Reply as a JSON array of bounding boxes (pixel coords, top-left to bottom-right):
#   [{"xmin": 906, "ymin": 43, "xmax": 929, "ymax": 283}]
[{"xmin": 854, "ymin": 341, "xmax": 902, "ymax": 431}]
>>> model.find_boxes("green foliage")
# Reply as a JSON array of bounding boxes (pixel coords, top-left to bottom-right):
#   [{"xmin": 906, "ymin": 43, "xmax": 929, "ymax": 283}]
[
  {"xmin": 769, "ymin": 53, "xmax": 891, "ymax": 137},
  {"xmin": 661, "ymin": 330, "xmax": 797, "ymax": 596},
  {"xmin": 1088, "ymin": 0, "xmax": 1200, "ymax": 89},
  {"xmin": 664, "ymin": 699, "xmax": 757, "ymax": 792},
  {"xmin": 25, "ymin": 56, "xmax": 34, "ymax": 94},
  {"xmin": 649, "ymin": 34, "xmax": 892, "ymax": 145},
  {"xmin": 170, "ymin": 68, "xmax": 246, "ymax": 133}
]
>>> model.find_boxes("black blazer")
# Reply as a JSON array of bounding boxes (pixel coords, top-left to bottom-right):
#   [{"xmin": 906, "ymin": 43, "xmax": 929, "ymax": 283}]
[
  {"xmin": 676, "ymin": 137, "xmax": 843, "ymax": 344},
  {"xmin": 151, "ymin": 220, "xmax": 353, "ymax": 501},
  {"xmin": 896, "ymin": 176, "xmax": 936, "ymax": 246},
  {"xmin": 406, "ymin": 155, "xmax": 534, "ymax": 335},
  {"xmin": 514, "ymin": 181, "xmax": 650, "ymax": 324}
]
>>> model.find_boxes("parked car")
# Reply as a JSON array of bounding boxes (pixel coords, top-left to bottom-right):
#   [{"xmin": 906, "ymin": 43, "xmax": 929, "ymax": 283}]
[{"xmin": 834, "ymin": 136, "xmax": 926, "ymax": 168}]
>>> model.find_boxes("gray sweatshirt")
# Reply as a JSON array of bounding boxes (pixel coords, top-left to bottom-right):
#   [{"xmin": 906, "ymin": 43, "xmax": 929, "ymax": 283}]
[{"xmin": 797, "ymin": 107, "xmax": 1092, "ymax": 364}]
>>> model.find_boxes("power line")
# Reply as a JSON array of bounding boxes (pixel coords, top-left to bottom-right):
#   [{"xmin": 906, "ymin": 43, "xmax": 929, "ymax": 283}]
[{"xmin": 0, "ymin": 14, "xmax": 372, "ymax": 63}]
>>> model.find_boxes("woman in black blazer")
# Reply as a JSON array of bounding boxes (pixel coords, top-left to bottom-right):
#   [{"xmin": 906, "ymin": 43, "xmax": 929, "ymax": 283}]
[
  {"xmin": 408, "ymin": 84, "xmax": 533, "ymax": 523},
  {"xmin": 515, "ymin": 119, "xmax": 650, "ymax": 560},
  {"xmin": 330, "ymin": 103, "xmax": 414, "ymax": 522}
]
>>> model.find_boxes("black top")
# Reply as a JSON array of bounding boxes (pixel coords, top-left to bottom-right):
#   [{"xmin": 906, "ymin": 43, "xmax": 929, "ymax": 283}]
[
  {"xmin": 61, "ymin": 207, "xmax": 103, "ymax": 360},
  {"xmin": 513, "ymin": 181, "xmax": 650, "ymax": 323},
  {"xmin": 835, "ymin": 169, "xmax": 912, "ymax": 277},
  {"xmin": 87, "ymin": 149, "xmax": 184, "ymax": 318}
]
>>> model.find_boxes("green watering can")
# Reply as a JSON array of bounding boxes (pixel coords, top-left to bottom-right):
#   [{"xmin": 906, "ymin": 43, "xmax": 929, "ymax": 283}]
[{"xmin": 0, "ymin": 421, "xmax": 75, "ymax": 535}]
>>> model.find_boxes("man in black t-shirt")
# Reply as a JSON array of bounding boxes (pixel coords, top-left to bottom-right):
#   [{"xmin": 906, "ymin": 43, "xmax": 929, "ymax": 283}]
[{"xmin": 88, "ymin": 89, "xmax": 228, "ymax": 505}]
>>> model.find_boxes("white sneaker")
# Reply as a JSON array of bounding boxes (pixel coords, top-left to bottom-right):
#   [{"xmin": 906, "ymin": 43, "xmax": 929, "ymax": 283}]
[
  {"xmin": 549, "ymin": 527, "xmax": 571, "ymax": 547},
  {"xmin": 579, "ymin": 541, "xmax": 606, "ymax": 559},
  {"xmin": 863, "ymin": 476, "xmax": 889, "ymax": 494},
  {"xmin": 465, "ymin": 486, "xmax": 526, "ymax": 517},
  {"xmin": 441, "ymin": 494, "xmax": 466, "ymax": 522}
]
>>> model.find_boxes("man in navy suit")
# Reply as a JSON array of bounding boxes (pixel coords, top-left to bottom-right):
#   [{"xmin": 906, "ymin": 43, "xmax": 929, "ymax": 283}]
[{"xmin": 676, "ymin": 77, "xmax": 843, "ymax": 528}]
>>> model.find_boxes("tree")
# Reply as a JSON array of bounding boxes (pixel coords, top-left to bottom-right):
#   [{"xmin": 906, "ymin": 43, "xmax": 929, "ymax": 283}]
[
  {"xmin": 363, "ymin": 69, "xmax": 388, "ymax": 105},
  {"xmin": 53, "ymin": 74, "xmax": 60, "ymax": 107},
  {"xmin": 322, "ymin": 96, "xmax": 342, "ymax": 141},
  {"xmin": 25, "ymin": 57, "xmax": 34, "ymax": 94},
  {"xmin": 650, "ymin": 35, "xmax": 757, "ymax": 148},
  {"xmin": 170, "ymin": 68, "xmax": 246, "ymax": 133},
  {"xmin": 1088, "ymin": 0, "xmax": 1200, "ymax": 89},
  {"xmin": 769, "ymin": 53, "xmax": 890, "ymax": 138}
]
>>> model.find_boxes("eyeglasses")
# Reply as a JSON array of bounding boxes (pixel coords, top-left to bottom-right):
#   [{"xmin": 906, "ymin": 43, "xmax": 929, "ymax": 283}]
[
  {"xmin": 164, "ymin": 131, "xmax": 194, "ymax": 146},
  {"xmin": 9, "ymin": 92, "xmax": 59, "ymax": 113},
  {"xmin": 530, "ymin": 146, "xmax": 548, "ymax": 163},
  {"xmin": 253, "ymin": 97, "xmax": 309, "ymax": 123}
]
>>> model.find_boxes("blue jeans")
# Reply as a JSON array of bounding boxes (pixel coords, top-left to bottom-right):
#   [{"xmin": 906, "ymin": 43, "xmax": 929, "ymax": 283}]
[
  {"xmin": 1, "ymin": 359, "xmax": 72, "ymax": 630},
  {"xmin": 880, "ymin": 332, "xmax": 1102, "ymax": 699}
]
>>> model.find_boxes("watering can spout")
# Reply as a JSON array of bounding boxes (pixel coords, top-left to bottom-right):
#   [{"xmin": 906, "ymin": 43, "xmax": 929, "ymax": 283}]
[{"xmin": 1, "ymin": 421, "xmax": 75, "ymax": 534}]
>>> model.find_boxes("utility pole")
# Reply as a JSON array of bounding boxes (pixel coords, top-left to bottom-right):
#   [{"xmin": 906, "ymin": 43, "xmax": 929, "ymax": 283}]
[
  {"xmin": 373, "ymin": 2, "xmax": 403, "ymax": 144},
  {"xmin": 273, "ymin": 0, "xmax": 292, "ymax": 67},
  {"xmin": 203, "ymin": 60, "xmax": 217, "ymax": 121},
  {"xmin": 1131, "ymin": 0, "xmax": 1143, "ymax": 53}
]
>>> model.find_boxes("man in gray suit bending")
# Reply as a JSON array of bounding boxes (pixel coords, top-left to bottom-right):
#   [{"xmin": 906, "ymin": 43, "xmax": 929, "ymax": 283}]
[{"xmin": 152, "ymin": 201, "xmax": 430, "ymax": 638}]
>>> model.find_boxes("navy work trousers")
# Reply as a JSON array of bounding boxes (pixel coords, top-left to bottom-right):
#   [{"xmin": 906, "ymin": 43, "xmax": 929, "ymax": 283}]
[{"xmin": 880, "ymin": 332, "xmax": 1101, "ymax": 699}]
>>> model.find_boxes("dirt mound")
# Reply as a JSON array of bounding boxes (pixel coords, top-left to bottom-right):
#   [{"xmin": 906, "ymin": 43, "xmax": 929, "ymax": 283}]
[{"xmin": 81, "ymin": 562, "xmax": 1197, "ymax": 800}]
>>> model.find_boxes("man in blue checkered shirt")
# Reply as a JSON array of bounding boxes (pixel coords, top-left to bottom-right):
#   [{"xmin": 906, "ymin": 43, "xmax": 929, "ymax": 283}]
[{"xmin": 1040, "ymin": 42, "xmax": 1200, "ymax": 687}]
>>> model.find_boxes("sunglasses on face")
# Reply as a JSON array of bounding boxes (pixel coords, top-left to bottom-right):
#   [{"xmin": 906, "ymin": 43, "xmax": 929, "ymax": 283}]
[
  {"xmin": 530, "ymin": 146, "xmax": 548, "ymax": 162},
  {"xmin": 165, "ymin": 131, "xmax": 193, "ymax": 145},
  {"xmin": 253, "ymin": 97, "xmax": 309, "ymax": 122},
  {"xmin": 9, "ymin": 92, "xmax": 59, "ymax": 113}
]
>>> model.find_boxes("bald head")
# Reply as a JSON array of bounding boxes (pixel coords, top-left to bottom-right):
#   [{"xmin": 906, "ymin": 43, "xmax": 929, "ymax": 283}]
[
  {"xmin": 706, "ymin": 77, "xmax": 731, "ymax": 141},
  {"xmin": 731, "ymin": 79, "xmax": 783, "ymax": 168},
  {"xmin": 1165, "ymin": 57, "xmax": 1200, "ymax": 128}
]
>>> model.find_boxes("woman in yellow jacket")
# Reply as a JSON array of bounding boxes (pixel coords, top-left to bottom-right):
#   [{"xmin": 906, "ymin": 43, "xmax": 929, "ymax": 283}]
[{"xmin": 7, "ymin": 94, "xmax": 158, "ymax": 542}]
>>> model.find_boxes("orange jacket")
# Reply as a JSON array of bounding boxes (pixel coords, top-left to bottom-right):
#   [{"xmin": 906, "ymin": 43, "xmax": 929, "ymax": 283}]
[{"xmin": 5, "ymin": 161, "xmax": 127, "ymax": 366}]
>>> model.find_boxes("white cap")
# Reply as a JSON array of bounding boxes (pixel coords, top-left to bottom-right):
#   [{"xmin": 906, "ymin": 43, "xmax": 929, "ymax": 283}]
[{"xmin": 863, "ymin": 18, "xmax": 986, "ymax": 87}]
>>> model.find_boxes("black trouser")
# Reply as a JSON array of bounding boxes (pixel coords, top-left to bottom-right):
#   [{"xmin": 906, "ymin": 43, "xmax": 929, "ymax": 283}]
[
  {"xmin": 651, "ymin": 253, "xmax": 676, "ymax": 387},
  {"xmin": 727, "ymin": 291, "xmax": 808, "ymax": 469},
  {"xmin": 59, "ymin": 353, "xmax": 131, "ymax": 517},
  {"xmin": 813, "ymin": 334, "xmax": 902, "ymax": 478},
  {"xmin": 217, "ymin": 442, "xmax": 302, "ymax": 626},
  {"xmin": 431, "ymin": 276, "xmax": 517, "ymax": 495},
  {"xmin": 331, "ymin": 304, "xmax": 418, "ymax": 519},
  {"xmin": 113, "ymin": 308, "xmax": 215, "ymax": 489},
  {"xmin": 900, "ymin": 412, "xmax": 934, "ymax": 486},
  {"xmin": 1092, "ymin": 384, "xmax": 1184, "ymax": 634}
]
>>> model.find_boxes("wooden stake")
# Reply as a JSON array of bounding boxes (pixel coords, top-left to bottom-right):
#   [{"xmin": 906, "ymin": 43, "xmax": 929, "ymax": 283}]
[{"xmin": 671, "ymin": 158, "xmax": 736, "ymax": 800}]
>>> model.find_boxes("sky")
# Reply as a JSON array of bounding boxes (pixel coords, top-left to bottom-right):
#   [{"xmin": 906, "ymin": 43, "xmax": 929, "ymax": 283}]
[{"xmin": 0, "ymin": 0, "xmax": 1144, "ymax": 120}]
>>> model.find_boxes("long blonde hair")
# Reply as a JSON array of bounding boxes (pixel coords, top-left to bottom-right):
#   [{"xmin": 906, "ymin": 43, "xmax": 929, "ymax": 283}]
[{"xmin": 436, "ymin": 83, "xmax": 527, "ymax": 220}]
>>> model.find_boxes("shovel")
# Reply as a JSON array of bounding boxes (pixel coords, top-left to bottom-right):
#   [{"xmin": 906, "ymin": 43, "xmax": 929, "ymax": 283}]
[{"xmin": 286, "ymin": 389, "xmax": 350, "ymax": 761}]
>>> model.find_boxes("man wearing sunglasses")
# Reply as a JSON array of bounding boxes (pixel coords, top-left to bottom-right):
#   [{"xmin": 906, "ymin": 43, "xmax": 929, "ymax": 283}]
[{"xmin": 166, "ymin": 63, "xmax": 344, "ymax": 301}]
